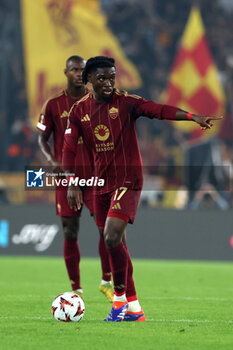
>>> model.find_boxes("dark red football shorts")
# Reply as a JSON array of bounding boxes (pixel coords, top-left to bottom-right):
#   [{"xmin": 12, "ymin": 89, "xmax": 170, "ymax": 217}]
[
  {"xmin": 56, "ymin": 186, "xmax": 94, "ymax": 217},
  {"xmin": 94, "ymin": 188, "xmax": 141, "ymax": 229}
]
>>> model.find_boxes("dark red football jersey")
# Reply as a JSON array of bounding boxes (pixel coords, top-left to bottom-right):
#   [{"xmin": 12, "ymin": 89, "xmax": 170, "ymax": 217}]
[
  {"xmin": 63, "ymin": 89, "xmax": 178, "ymax": 194},
  {"xmin": 37, "ymin": 89, "xmax": 93, "ymax": 178}
]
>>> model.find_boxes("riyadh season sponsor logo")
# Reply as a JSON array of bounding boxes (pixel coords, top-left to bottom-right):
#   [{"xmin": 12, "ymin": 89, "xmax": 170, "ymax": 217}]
[{"xmin": 94, "ymin": 124, "xmax": 110, "ymax": 141}]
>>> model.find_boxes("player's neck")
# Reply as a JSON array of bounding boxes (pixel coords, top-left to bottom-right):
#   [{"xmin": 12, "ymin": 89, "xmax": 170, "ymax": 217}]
[{"xmin": 66, "ymin": 86, "xmax": 86, "ymax": 99}]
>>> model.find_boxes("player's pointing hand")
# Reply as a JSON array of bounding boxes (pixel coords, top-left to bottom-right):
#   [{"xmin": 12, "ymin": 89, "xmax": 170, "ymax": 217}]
[{"xmin": 191, "ymin": 114, "xmax": 223, "ymax": 130}]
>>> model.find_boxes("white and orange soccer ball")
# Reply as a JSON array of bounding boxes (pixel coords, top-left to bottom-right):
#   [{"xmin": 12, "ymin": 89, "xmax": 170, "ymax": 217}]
[{"xmin": 51, "ymin": 292, "xmax": 85, "ymax": 322}]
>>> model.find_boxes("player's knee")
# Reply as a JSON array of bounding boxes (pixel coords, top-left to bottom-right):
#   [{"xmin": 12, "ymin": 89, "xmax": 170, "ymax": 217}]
[
  {"xmin": 62, "ymin": 218, "xmax": 79, "ymax": 241},
  {"xmin": 63, "ymin": 227, "xmax": 77, "ymax": 241},
  {"xmin": 104, "ymin": 227, "xmax": 122, "ymax": 248}
]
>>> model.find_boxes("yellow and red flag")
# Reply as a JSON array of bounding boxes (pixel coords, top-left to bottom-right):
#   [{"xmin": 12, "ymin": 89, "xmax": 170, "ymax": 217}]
[
  {"xmin": 21, "ymin": 0, "xmax": 142, "ymax": 127},
  {"xmin": 161, "ymin": 6, "xmax": 225, "ymax": 138}
]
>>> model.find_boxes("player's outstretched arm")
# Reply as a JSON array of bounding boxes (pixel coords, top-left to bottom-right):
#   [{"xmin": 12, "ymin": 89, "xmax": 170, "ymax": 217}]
[
  {"xmin": 131, "ymin": 98, "xmax": 223, "ymax": 128},
  {"xmin": 175, "ymin": 110, "xmax": 223, "ymax": 130}
]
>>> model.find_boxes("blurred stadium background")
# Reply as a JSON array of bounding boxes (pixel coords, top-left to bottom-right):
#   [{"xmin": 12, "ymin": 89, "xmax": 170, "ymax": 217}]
[{"xmin": 0, "ymin": 0, "xmax": 233, "ymax": 259}]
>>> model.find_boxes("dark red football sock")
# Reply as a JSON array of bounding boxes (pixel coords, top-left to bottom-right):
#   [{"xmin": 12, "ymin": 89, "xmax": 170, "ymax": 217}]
[
  {"xmin": 107, "ymin": 242, "xmax": 128, "ymax": 295},
  {"xmin": 63, "ymin": 238, "xmax": 81, "ymax": 290},
  {"xmin": 125, "ymin": 248, "xmax": 137, "ymax": 300},
  {"xmin": 99, "ymin": 234, "xmax": 112, "ymax": 282}
]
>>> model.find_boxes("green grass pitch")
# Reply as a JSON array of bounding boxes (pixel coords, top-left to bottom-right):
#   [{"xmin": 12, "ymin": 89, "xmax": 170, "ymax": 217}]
[{"xmin": 0, "ymin": 256, "xmax": 233, "ymax": 350}]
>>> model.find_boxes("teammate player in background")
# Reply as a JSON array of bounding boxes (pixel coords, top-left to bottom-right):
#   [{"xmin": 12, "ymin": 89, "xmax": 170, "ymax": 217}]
[
  {"xmin": 37, "ymin": 55, "xmax": 113, "ymax": 302},
  {"xmin": 62, "ymin": 56, "xmax": 222, "ymax": 321}
]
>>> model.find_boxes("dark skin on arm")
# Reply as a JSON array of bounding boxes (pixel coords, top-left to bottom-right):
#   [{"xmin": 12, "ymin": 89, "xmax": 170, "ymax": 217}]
[
  {"xmin": 175, "ymin": 110, "xmax": 223, "ymax": 129},
  {"xmin": 38, "ymin": 131, "xmax": 83, "ymax": 212},
  {"xmin": 38, "ymin": 132, "xmax": 63, "ymax": 173},
  {"xmin": 38, "ymin": 129, "xmax": 85, "ymax": 211}
]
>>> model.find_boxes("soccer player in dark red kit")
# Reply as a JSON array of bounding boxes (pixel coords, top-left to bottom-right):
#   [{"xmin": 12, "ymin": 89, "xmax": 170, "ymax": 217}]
[
  {"xmin": 37, "ymin": 55, "xmax": 113, "ymax": 302},
  {"xmin": 62, "ymin": 56, "xmax": 222, "ymax": 321}
]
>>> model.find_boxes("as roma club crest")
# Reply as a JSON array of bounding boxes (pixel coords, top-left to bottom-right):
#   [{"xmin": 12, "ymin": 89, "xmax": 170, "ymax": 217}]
[{"xmin": 109, "ymin": 107, "xmax": 118, "ymax": 119}]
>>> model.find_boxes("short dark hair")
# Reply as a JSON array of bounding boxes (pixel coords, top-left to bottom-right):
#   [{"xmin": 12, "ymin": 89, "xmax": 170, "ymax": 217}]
[
  {"xmin": 82, "ymin": 56, "xmax": 115, "ymax": 84},
  {"xmin": 66, "ymin": 55, "xmax": 85, "ymax": 68}
]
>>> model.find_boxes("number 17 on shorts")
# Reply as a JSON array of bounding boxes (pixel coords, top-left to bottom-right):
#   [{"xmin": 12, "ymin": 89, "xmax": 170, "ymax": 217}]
[{"xmin": 109, "ymin": 188, "xmax": 141, "ymax": 224}]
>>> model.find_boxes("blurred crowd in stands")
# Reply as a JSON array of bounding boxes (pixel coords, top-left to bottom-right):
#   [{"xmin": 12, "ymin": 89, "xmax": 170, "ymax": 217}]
[{"xmin": 1, "ymin": 0, "xmax": 233, "ymax": 208}]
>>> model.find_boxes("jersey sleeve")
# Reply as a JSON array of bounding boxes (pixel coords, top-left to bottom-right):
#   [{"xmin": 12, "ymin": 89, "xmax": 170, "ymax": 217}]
[
  {"xmin": 36, "ymin": 99, "xmax": 54, "ymax": 135},
  {"xmin": 62, "ymin": 104, "xmax": 82, "ymax": 171},
  {"xmin": 127, "ymin": 95, "xmax": 178, "ymax": 120}
]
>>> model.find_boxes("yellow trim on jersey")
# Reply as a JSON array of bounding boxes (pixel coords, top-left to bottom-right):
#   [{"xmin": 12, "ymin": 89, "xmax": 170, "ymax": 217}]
[
  {"xmin": 127, "ymin": 93, "xmax": 141, "ymax": 99},
  {"xmin": 115, "ymin": 89, "xmax": 141, "ymax": 99},
  {"xmin": 69, "ymin": 92, "xmax": 91, "ymax": 115},
  {"xmin": 115, "ymin": 89, "xmax": 128, "ymax": 96},
  {"xmin": 40, "ymin": 90, "xmax": 65, "ymax": 114}
]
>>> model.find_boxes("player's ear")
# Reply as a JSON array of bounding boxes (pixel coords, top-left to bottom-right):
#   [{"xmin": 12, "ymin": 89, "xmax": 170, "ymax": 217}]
[{"xmin": 64, "ymin": 68, "xmax": 68, "ymax": 77}]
